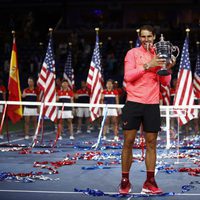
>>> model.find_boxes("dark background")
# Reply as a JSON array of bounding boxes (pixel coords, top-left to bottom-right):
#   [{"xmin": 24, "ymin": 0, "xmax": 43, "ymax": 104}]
[{"xmin": 0, "ymin": 0, "xmax": 199, "ymax": 89}]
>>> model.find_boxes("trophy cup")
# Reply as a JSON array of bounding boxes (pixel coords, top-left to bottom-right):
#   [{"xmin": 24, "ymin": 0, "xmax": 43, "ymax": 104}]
[{"xmin": 154, "ymin": 34, "xmax": 179, "ymax": 76}]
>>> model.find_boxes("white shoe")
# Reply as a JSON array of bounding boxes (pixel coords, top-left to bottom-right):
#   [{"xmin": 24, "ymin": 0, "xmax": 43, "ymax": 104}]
[
  {"xmin": 86, "ymin": 130, "xmax": 91, "ymax": 133},
  {"xmin": 0, "ymin": 135, "xmax": 4, "ymax": 139},
  {"xmin": 69, "ymin": 135, "xmax": 75, "ymax": 140},
  {"xmin": 25, "ymin": 135, "xmax": 30, "ymax": 140},
  {"xmin": 76, "ymin": 130, "xmax": 81, "ymax": 134},
  {"xmin": 102, "ymin": 136, "xmax": 107, "ymax": 140},
  {"xmin": 114, "ymin": 136, "xmax": 119, "ymax": 142},
  {"xmin": 58, "ymin": 136, "xmax": 63, "ymax": 140}
]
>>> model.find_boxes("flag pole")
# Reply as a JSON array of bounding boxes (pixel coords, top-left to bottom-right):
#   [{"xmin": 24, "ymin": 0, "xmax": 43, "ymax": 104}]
[
  {"xmin": 49, "ymin": 27, "xmax": 53, "ymax": 36},
  {"xmin": 185, "ymin": 28, "xmax": 190, "ymax": 37},
  {"xmin": 32, "ymin": 103, "xmax": 44, "ymax": 147},
  {"xmin": 11, "ymin": 30, "xmax": 15, "ymax": 37},
  {"xmin": 68, "ymin": 42, "xmax": 72, "ymax": 53},
  {"xmin": 91, "ymin": 27, "xmax": 108, "ymax": 150},
  {"xmin": 92, "ymin": 106, "xmax": 108, "ymax": 150},
  {"xmin": 95, "ymin": 27, "xmax": 99, "ymax": 38},
  {"xmin": 185, "ymin": 27, "xmax": 190, "ymax": 118},
  {"xmin": 129, "ymin": 40, "xmax": 133, "ymax": 49},
  {"xmin": 39, "ymin": 28, "xmax": 53, "ymax": 145},
  {"xmin": 8, "ymin": 31, "xmax": 17, "ymax": 143},
  {"xmin": 6, "ymin": 30, "xmax": 16, "ymax": 143},
  {"xmin": 32, "ymin": 28, "xmax": 54, "ymax": 148}
]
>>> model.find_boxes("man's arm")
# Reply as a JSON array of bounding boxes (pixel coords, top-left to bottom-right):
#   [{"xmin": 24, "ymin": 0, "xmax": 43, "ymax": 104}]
[{"xmin": 124, "ymin": 50, "xmax": 145, "ymax": 83}]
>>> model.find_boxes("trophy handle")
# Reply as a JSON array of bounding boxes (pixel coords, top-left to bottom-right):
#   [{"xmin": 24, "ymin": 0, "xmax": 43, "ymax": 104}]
[{"xmin": 171, "ymin": 45, "xmax": 180, "ymax": 59}]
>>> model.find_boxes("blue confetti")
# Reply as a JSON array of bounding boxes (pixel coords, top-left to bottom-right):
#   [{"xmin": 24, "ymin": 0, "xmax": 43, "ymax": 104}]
[{"xmin": 74, "ymin": 188, "xmax": 176, "ymax": 198}]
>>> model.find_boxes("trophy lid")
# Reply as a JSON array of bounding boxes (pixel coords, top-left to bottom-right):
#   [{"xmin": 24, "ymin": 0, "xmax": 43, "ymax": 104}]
[{"xmin": 160, "ymin": 34, "xmax": 164, "ymax": 41}]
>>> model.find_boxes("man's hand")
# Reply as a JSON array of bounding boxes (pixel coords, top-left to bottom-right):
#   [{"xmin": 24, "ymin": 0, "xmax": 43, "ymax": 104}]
[
  {"xmin": 22, "ymin": 91, "xmax": 26, "ymax": 98},
  {"xmin": 166, "ymin": 55, "xmax": 176, "ymax": 69},
  {"xmin": 148, "ymin": 55, "xmax": 167, "ymax": 68}
]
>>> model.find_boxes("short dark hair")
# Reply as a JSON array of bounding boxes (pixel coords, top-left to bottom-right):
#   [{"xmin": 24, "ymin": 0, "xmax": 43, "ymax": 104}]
[
  {"xmin": 28, "ymin": 76, "xmax": 35, "ymax": 82},
  {"xmin": 139, "ymin": 25, "xmax": 155, "ymax": 36},
  {"xmin": 106, "ymin": 79, "xmax": 113, "ymax": 84},
  {"xmin": 62, "ymin": 79, "xmax": 68, "ymax": 83}
]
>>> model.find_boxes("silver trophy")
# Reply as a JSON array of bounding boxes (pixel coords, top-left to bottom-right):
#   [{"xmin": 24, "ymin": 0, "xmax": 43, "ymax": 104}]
[{"xmin": 154, "ymin": 34, "xmax": 179, "ymax": 76}]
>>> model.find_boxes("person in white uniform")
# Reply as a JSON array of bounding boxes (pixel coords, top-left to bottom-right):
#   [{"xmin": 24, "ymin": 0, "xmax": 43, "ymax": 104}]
[
  {"xmin": 56, "ymin": 79, "xmax": 74, "ymax": 140},
  {"xmin": 22, "ymin": 77, "xmax": 38, "ymax": 139}
]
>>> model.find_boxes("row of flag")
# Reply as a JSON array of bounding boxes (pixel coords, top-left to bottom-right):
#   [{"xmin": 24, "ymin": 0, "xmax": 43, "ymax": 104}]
[
  {"xmin": 7, "ymin": 33, "xmax": 75, "ymax": 123},
  {"xmin": 4, "ymin": 30, "xmax": 200, "ymax": 126}
]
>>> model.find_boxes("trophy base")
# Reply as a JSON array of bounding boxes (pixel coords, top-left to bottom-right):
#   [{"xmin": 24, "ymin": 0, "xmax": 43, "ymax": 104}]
[{"xmin": 157, "ymin": 69, "xmax": 171, "ymax": 76}]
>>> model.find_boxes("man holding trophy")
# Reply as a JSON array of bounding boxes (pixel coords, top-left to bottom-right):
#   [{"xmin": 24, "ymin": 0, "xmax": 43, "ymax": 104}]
[{"xmin": 119, "ymin": 25, "xmax": 177, "ymax": 195}]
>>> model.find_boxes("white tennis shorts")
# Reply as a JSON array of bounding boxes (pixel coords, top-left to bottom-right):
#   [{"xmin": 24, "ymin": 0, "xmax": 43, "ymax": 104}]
[
  {"xmin": 58, "ymin": 110, "xmax": 73, "ymax": 119},
  {"xmin": 76, "ymin": 107, "xmax": 90, "ymax": 117},
  {"xmin": 23, "ymin": 107, "xmax": 38, "ymax": 116},
  {"xmin": 103, "ymin": 108, "xmax": 118, "ymax": 117},
  {"xmin": 0, "ymin": 105, "xmax": 3, "ymax": 113}
]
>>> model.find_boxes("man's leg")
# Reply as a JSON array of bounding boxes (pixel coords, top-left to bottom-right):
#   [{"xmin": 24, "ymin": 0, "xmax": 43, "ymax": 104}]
[
  {"xmin": 121, "ymin": 130, "xmax": 137, "ymax": 172},
  {"xmin": 103, "ymin": 117, "xmax": 110, "ymax": 139},
  {"xmin": 145, "ymin": 132, "xmax": 157, "ymax": 171},
  {"xmin": 111, "ymin": 116, "xmax": 118, "ymax": 138},
  {"xmin": 86, "ymin": 117, "xmax": 91, "ymax": 133},
  {"xmin": 119, "ymin": 129, "xmax": 137, "ymax": 194},
  {"xmin": 58, "ymin": 119, "xmax": 63, "ymax": 139},
  {"xmin": 67, "ymin": 119, "xmax": 74, "ymax": 139},
  {"xmin": 24, "ymin": 116, "xmax": 30, "ymax": 139},
  {"xmin": 32, "ymin": 116, "xmax": 37, "ymax": 132},
  {"xmin": 77, "ymin": 117, "xmax": 82, "ymax": 134},
  {"xmin": 142, "ymin": 132, "xmax": 162, "ymax": 194}
]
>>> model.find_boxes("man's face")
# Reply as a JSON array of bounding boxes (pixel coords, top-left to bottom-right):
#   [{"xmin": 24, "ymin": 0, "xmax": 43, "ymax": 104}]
[
  {"xmin": 62, "ymin": 81, "xmax": 68, "ymax": 90},
  {"xmin": 106, "ymin": 81, "xmax": 113, "ymax": 90},
  {"xmin": 28, "ymin": 78, "xmax": 34, "ymax": 87},
  {"xmin": 139, "ymin": 30, "xmax": 155, "ymax": 50}
]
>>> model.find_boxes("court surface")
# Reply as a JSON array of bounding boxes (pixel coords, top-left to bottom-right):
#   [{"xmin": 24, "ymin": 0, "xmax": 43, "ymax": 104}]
[{"xmin": 0, "ymin": 126, "xmax": 199, "ymax": 200}]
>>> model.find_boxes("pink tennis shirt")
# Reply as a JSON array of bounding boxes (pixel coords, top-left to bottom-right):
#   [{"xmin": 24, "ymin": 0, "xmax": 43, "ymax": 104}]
[{"xmin": 124, "ymin": 45, "xmax": 171, "ymax": 104}]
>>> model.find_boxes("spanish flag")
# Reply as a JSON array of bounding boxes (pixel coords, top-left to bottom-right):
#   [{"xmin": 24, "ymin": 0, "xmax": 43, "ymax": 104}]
[{"xmin": 7, "ymin": 36, "xmax": 22, "ymax": 123}]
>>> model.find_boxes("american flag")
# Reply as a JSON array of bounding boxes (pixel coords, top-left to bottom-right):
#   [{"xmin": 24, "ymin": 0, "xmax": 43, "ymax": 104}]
[
  {"xmin": 37, "ymin": 37, "xmax": 57, "ymax": 122},
  {"xmin": 63, "ymin": 47, "xmax": 74, "ymax": 90},
  {"xmin": 160, "ymin": 84, "xmax": 170, "ymax": 105},
  {"xmin": 174, "ymin": 36, "xmax": 195, "ymax": 125},
  {"xmin": 193, "ymin": 51, "xmax": 200, "ymax": 98},
  {"xmin": 86, "ymin": 32, "xmax": 103, "ymax": 121}
]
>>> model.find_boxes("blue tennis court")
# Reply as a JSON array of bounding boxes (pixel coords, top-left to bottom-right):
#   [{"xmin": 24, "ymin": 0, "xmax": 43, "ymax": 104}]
[{"xmin": 0, "ymin": 125, "xmax": 199, "ymax": 200}]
